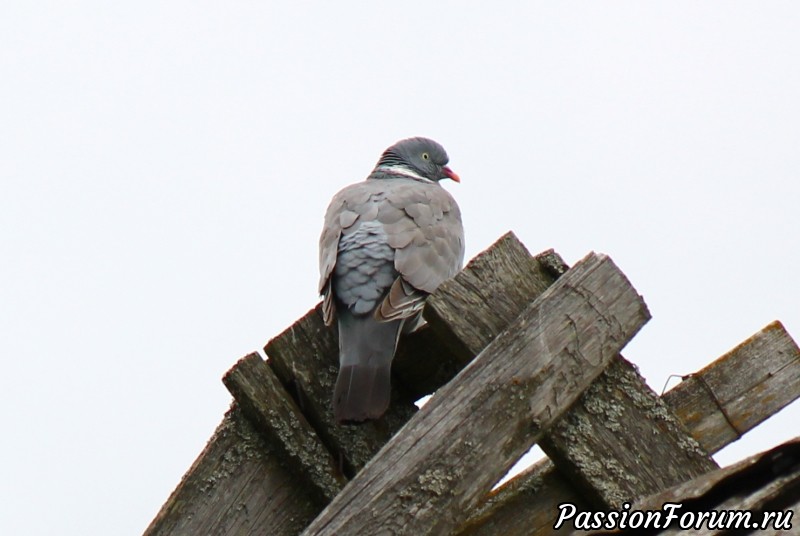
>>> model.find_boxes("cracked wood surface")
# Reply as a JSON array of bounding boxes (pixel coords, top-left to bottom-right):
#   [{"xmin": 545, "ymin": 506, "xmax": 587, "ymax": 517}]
[
  {"xmin": 301, "ymin": 252, "xmax": 650, "ymax": 536},
  {"xmin": 539, "ymin": 355, "xmax": 718, "ymax": 509},
  {"xmin": 263, "ymin": 232, "xmax": 563, "ymax": 478},
  {"xmin": 223, "ymin": 353, "xmax": 347, "ymax": 503},
  {"xmin": 146, "ymin": 230, "xmax": 799, "ymax": 536},
  {"xmin": 663, "ymin": 320, "xmax": 800, "ymax": 454},
  {"xmin": 145, "ymin": 233, "xmax": 566, "ymax": 535},
  {"xmin": 456, "ymin": 321, "xmax": 800, "ymax": 535},
  {"xmin": 143, "ymin": 406, "xmax": 321, "ymax": 536}
]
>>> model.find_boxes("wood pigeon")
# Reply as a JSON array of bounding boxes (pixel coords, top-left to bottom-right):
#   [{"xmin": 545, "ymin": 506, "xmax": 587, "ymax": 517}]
[{"xmin": 319, "ymin": 137, "xmax": 465, "ymax": 423}]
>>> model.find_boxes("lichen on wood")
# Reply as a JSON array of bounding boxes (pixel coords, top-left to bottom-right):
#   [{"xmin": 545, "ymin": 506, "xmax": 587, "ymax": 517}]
[{"xmin": 301, "ymin": 252, "xmax": 650, "ymax": 536}]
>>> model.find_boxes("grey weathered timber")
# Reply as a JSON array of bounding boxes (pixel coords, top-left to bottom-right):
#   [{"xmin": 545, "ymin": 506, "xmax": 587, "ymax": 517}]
[
  {"xmin": 143, "ymin": 405, "xmax": 320, "ymax": 536},
  {"xmin": 264, "ymin": 232, "xmax": 563, "ymax": 476},
  {"xmin": 423, "ymin": 232, "xmax": 560, "ymax": 359},
  {"xmin": 451, "ymin": 239, "xmax": 721, "ymax": 509},
  {"xmin": 539, "ymin": 355, "xmax": 718, "ymax": 509},
  {"xmin": 301, "ymin": 252, "xmax": 651, "ymax": 536},
  {"xmin": 222, "ymin": 353, "xmax": 347, "ymax": 503},
  {"xmin": 663, "ymin": 320, "xmax": 800, "ymax": 454},
  {"xmin": 395, "ymin": 239, "xmax": 568, "ymax": 401},
  {"xmin": 455, "ymin": 321, "xmax": 800, "ymax": 535},
  {"xmin": 613, "ymin": 437, "xmax": 800, "ymax": 536},
  {"xmin": 145, "ymin": 233, "xmax": 571, "ymax": 535}
]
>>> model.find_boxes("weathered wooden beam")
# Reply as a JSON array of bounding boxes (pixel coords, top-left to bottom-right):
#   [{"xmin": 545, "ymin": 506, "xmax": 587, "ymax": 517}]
[
  {"xmin": 606, "ymin": 436, "xmax": 800, "ymax": 535},
  {"xmin": 301, "ymin": 252, "xmax": 651, "ymax": 535},
  {"xmin": 264, "ymin": 232, "xmax": 563, "ymax": 476},
  {"xmin": 663, "ymin": 320, "xmax": 800, "ymax": 454},
  {"xmin": 393, "ymin": 237, "xmax": 568, "ymax": 400},
  {"xmin": 222, "ymin": 353, "xmax": 347, "ymax": 504},
  {"xmin": 143, "ymin": 405, "xmax": 321, "ymax": 536},
  {"xmin": 429, "ymin": 234, "xmax": 716, "ymax": 510},
  {"xmin": 539, "ymin": 355, "xmax": 718, "ymax": 509},
  {"xmin": 455, "ymin": 321, "xmax": 800, "ymax": 535},
  {"xmin": 423, "ymin": 232, "xmax": 560, "ymax": 359},
  {"xmin": 147, "ymin": 233, "xmax": 570, "ymax": 536}
]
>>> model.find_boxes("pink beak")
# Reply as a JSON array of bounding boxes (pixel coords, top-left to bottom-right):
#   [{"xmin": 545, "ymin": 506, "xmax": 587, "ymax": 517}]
[{"xmin": 443, "ymin": 166, "xmax": 461, "ymax": 183}]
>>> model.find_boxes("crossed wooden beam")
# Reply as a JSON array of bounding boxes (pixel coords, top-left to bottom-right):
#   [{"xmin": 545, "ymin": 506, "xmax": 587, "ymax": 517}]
[{"xmin": 145, "ymin": 232, "xmax": 800, "ymax": 536}]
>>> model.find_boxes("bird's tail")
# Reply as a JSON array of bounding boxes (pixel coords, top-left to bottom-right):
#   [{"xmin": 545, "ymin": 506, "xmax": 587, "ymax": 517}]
[{"xmin": 333, "ymin": 310, "xmax": 403, "ymax": 423}]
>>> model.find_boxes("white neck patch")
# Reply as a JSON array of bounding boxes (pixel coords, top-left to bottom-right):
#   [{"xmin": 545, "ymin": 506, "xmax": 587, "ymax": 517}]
[{"xmin": 376, "ymin": 165, "xmax": 433, "ymax": 182}]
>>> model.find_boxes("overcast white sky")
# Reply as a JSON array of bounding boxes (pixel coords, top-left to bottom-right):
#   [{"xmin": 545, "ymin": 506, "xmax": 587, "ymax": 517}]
[{"xmin": 2, "ymin": 2, "xmax": 799, "ymax": 534}]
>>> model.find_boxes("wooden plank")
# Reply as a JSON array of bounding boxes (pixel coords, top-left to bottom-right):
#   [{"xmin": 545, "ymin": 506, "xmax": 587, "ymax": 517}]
[
  {"xmin": 436, "ymin": 239, "xmax": 717, "ymax": 510},
  {"xmin": 662, "ymin": 320, "xmax": 800, "ymax": 454},
  {"xmin": 423, "ymin": 232, "xmax": 560, "ymax": 359},
  {"xmin": 301, "ymin": 252, "xmax": 651, "ymax": 536},
  {"xmin": 144, "ymin": 405, "xmax": 321, "ymax": 536},
  {"xmin": 615, "ymin": 436, "xmax": 800, "ymax": 536},
  {"xmin": 222, "ymin": 353, "xmax": 347, "ymax": 504},
  {"xmin": 539, "ymin": 355, "xmax": 718, "ymax": 509},
  {"xmin": 147, "ymin": 234, "xmax": 569, "ymax": 536},
  {"xmin": 455, "ymin": 321, "xmax": 800, "ymax": 535},
  {"xmin": 264, "ymin": 232, "xmax": 562, "ymax": 476},
  {"xmin": 393, "ymin": 239, "xmax": 568, "ymax": 400}
]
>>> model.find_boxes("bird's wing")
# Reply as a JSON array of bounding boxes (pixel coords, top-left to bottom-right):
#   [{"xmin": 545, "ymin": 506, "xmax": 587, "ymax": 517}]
[
  {"xmin": 376, "ymin": 180, "xmax": 465, "ymax": 321},
  {"xmin": 319, "ymin": 182, "xmax": 381, "ymax": 325}
]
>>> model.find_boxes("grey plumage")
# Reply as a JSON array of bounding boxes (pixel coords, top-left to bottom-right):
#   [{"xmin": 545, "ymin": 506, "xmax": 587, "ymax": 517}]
[{"xmin": 319, "ymin": 137, "xmax": 464, "ymax": 423}]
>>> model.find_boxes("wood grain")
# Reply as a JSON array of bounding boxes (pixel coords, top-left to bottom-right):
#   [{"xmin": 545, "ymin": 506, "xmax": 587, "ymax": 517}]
[
  {"xmin": 264, "ymin": 232, "xmax": 561, "ymax": 476},
  {"xmin": 302, "ymin": 253, "xmax": 651, "ymax": 536},
  {"xmin": 663, "ymin": 320, "xmax": 800, "ymax": 454},
  {"xmin": 145, "ymin": 233, "xmax": 570, "ymax": 535},
  {"xmin": 540, "ymin": 355, "xmax": 718, "ymax": 509},
  {"xmin": 455, "ymin": 321, "xmax": 800, "ymax": 535},
  {"xmin": 143, "ymin": 405, "xmax": 321, "ymax": 536},
  {"xmin": 424, "ymin": 232, "xmax": 557, "ymax": 359},
  {"xmin": 223, "ymin": 353, "xmax": 347, "ymax": 503}
]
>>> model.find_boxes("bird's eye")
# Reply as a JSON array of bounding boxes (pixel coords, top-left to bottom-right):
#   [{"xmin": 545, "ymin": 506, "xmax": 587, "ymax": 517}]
[{"xmin": 422, "ymin": 152, "xmax": 430, "ymax": 160}]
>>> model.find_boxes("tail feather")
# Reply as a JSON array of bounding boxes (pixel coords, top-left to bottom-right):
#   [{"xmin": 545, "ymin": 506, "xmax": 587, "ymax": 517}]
[
  {"xmin": 334, "ymin": 310, "xmax": 403, "ymax": 423},
  {"xmin": 334, "ymin": 363, "xmax": 392, "ymax": 423}
]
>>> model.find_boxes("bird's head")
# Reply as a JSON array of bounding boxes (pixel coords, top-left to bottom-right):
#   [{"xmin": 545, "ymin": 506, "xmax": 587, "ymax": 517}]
[{"xmin": 374, "ymin": 137, "xmax": 460, "ymax": 183}]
